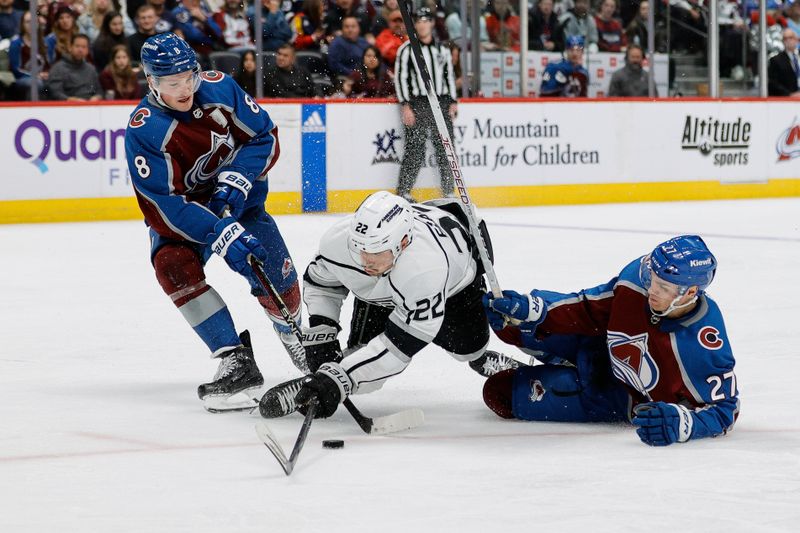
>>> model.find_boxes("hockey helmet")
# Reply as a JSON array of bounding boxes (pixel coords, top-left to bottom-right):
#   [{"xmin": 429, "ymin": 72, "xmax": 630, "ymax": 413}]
[
  {"xmin": 140, "ymin": 33, "xmax": 201, "ymax": 93},
  {"xmin": 639, "ymin": 235, "xmax": 717, "ymax": 294},
  {"xmin": 348, "ymin": 191, "xmax": 415, "ymax": 264},
  {"xmin": 566, "ymin": 35, "xmax": 585, "ymax": 49}
]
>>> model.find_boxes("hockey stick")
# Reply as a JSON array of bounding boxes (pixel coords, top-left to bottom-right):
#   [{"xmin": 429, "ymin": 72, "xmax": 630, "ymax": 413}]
[
  {"xmin": 247, "ymin": 258, "xmax": 424, "ymax": 435},
  {"xmin": 255, "ymin": 400, "xmax": 317, "ymax": 476},
  {"xmin": 398, "ymin": 0, "xmax": 503, "ymax": 299}
]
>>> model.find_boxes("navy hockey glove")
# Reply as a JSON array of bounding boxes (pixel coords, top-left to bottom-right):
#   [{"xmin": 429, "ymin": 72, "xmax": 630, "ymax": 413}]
[
  {"xmin": 207, "ymin": 217, "xmax": 268, "ymax": 276},
  {"xmin": 482, "ymin": 290, "xmax": 546, "ymax": 331},
  {"xmin": 632, "ymin": 402, "xmax": 694, "ymax": 446},
  {"xmin": 295, "ymin": 362, "xmax": 352, "ymax": 419},
  {"xmin": 208, "ymin": 171, "xmax": 252, "ymax": 218}
]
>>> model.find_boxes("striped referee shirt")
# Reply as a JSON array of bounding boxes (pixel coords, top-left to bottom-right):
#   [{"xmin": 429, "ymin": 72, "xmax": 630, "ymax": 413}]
[{"xmin": 394, "ymin": 40, "xmax": 458, "ymax": 104}]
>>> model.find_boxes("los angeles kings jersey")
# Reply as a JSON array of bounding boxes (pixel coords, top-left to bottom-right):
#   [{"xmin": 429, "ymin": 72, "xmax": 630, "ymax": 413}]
[{"xmin": 304, "ymin": 202, "xmax": 478, "ymax": 394}]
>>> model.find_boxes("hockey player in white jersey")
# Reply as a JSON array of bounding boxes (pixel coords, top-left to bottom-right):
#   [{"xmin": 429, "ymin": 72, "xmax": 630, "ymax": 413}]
[{"xmin": 259, "ymin": 191, "xmax": 517, "ymax": 419}]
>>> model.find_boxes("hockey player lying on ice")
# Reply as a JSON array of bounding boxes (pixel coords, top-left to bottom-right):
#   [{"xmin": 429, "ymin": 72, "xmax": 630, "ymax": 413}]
[{"xmin": 482, "ymin": 235, "xmax": 739, "ymax": 446}]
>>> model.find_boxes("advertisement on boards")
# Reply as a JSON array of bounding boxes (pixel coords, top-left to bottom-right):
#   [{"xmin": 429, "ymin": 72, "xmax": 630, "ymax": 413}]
[{"xmin": 0, "ymin": 102, "xmax": 302, "ymax": 201}]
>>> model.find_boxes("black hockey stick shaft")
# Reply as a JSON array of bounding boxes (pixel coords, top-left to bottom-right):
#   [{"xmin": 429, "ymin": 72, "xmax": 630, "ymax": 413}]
[
  {"xmin": 247, "ymin": 258, "xmax": 383, "ymax": 433},
  {"xmin": 287, "ymin": 400, "xmax": 317, "ymax": 469},
  {"xmin": 398, "ymin": 0, "xmax": 502, "ymax": 298}
]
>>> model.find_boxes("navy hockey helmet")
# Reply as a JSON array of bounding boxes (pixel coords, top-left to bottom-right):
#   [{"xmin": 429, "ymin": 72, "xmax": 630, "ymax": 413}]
[
  {"xmin": 566, "ymin": 35, "xmax": 585, "ymax": 49},
  {"xmin": 640, "ymin": 235, "xmax": 717, "ymax": 294},
  {"xmin": 140, "ymin": 32, "xmax": 199, "ymax": 79}
]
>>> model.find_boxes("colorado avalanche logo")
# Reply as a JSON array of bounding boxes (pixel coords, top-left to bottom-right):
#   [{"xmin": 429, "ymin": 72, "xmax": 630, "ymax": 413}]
[
  {"xmin": 607, "ymin": 330, "xmax": 660, "ymax": 396},
  {"xmin": 183, "ymin": 131, "xmax": 235, "ymax": 188},
  {"xmin": 529, "ymin": 380, "xmax": 545, "ymax": 402}
]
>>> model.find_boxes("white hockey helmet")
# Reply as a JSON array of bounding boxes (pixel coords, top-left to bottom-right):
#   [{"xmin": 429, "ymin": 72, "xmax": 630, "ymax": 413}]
[{"xmin": 348, "ymin": 191, "xmax": 415, "ymax": 263}]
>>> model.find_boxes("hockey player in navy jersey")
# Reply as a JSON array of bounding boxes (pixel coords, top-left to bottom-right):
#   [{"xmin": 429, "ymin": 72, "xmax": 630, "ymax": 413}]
[
  {"xmin": 539, "ymin": 35, "xmax": 589, "ymax": 97},
  {"xmin": 125, "ymin": 33, "xmax": 303, "ymax": 412},
  {"xmin": 482, "ymin": 236, "xmax": 739, "ymax": 446}
]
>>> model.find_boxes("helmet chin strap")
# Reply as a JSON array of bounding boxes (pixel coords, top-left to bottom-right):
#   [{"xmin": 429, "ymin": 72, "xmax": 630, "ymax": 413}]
[{"xmin": 650, "ymin": 294, "xmax": 698, "ymax": 320}]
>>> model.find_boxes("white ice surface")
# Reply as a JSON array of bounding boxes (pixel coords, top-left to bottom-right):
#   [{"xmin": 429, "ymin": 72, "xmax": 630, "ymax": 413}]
[{"xmin": 1, "ymin": 199, "xmax": 799, "ymax": 533}]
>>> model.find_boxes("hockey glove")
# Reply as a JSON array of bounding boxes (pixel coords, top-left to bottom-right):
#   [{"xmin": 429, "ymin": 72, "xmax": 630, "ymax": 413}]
[
  {"xmin": 295, "ymin": 362, "xmax": 352, "ymax": 419},
  {"xmin": 207, "ymin": 217, "xmax": 268, "ymax": 276},
  {"xmin": 632, "ymin": 402, "xmax": 694, "ymax": 446},
  {"xmin": 482, "ymin": 290, "xmax": 546, "ymax": 331},
  {"xmin": 208, "ymin": 171, "xmax": 252, "ymax": 218},
  {"xmin": 303, "ymin": 316, "xmax": 343, "ymax": 372}
]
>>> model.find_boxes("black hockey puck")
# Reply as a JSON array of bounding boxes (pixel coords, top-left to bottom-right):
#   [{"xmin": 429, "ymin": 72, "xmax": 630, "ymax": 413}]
[{"xmin": 322, "ymin": 439, "xmax": 344, "ymax": 449}]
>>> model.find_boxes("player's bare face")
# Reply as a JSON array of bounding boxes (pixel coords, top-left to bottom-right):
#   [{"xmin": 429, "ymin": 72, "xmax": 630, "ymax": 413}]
[
  {"xmin": 360, "ymin": 250, "xmax": 394, "ymax": 276},
  {"xmin": 646, "ymin": 273, "xmax": 689, "ymax": 314},
  {"xmin": 155, "ymin": 71, "xmax": 197, "ymax": 111}
]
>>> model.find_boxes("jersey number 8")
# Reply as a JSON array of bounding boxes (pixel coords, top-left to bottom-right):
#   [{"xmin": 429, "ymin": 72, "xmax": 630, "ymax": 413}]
[{"xmin": 134, "ymin": 155, "xmax": 151, "ymax": 178}]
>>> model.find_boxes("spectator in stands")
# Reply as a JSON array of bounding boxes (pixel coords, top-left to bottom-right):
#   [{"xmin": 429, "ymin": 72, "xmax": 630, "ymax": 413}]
[
  {"xmin": 93, "ymin": 11, "xmax": 129, "ymax": 71},
  {"xmin": 264, "ymin": 42, "xmax": 315, "ymax": 96},
  {"xmin": 540, "ymin": 34, "xmax": 589, "ymax": 97},
  {"xmin": 595, "ymin": 0, "xmax": 627, "ymax": 52},
  {"xmin": 371, "ymin": 0, "xmax": 398, "ymax": 37},
  {"xmin": 78, "ymin": 0, "xmax": 135, "ymax": 43},
  {"xmin": 9, "ymin": 10, "xmax": 52, "ymax": 98},
  {"xmin": 768, "ymin": 28, "xmax": 800, "ymax": 97},
  {"xmin": 0, "ymin": 0, "xmax": 23, "ymax": 40},
  {"xmin": 375, "ymin": 8, "xmax": 407, "ymax": 69},
  {"xmin": 172, "ymin": 0, "xmax": 222, "ymax": 58},
  {"xmin": 350, "ymin": 44, "xmax": 394, "ymax": 97},
  {"xmin": 328, "ymin": 14, "xmax": 369, "ymax": 76},
  {"xmin": 559, "ymin": 0, "xmax": 598, "ymax": 52},
  {"xmin": 46, "ymin": 4, "xmax": 79, "ymax": 62},
  {"xmin": 625, "ymin": 0, "xmax": 648, "ymax": 50},
  {"xmin": 290, "ymin": 0, "xmax": 325, "ymax": 51},
  {"xmin": 234, "ymin": 48, "xmax": 257, "ymax": 95},
  {"xmin": 213, "ymin": 0, "xmax": 252, "ymax": 50},
  {"xmin": 249, "ymin": 0, "xmax": 292, "ymax": 51},
  {"xmin": 47, "ymin": 33, "xmax": 103, "ymax": 100},
  {"xmin": 148, "ymin": 0, "xmax": 176, "ymax": 34},
  {"xmin": 330, "ymin": 74, "xmax": 354, "ymax": 97},
  {"xmin": 99, "ymin": 43, "xmax": 141, "ymax": 98},
  {"xmin": 787, "ymin": 0, "xmax": 800, "ymax": 37},
  {"xmin": 718, "ymin": 0, "xmax": 747, "ymax": 78},
  {"xmin": 529, "ymin": 0, "xmax": 560, "ymax": 51},
  {"xmin": 486, "ymin": 0, "xmax": 520, "ymax": 51},
  {"xmin": 668, "ymin": 0, "xmax": 705, "ymax": 54},
  {"xmin": 129, "ymin": 5, "xmax": 158, "ymax": 62},
  {"xmin": 445, "ymin": 0, "xmax": 491, "ymax": 49},
  {"xmin": 607, "ymin": 43, "xmax": 654, "ymax": 96},
  {"xmin": 324, "ymin": 0, "xmax": 373, "ymax": 43}
]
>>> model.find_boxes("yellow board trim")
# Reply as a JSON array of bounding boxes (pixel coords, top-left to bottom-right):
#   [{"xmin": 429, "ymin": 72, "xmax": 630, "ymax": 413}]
[
  {"xmin": 326, "ymin": 178, "xmax": 800, "ymax": 213},
  {"xmin": 0, "ymin": 192, "xmax": 304, "ymax": 224},
  {"xmin": 1, "ymin": 180, "xmax": 798, "ymax": 224}
]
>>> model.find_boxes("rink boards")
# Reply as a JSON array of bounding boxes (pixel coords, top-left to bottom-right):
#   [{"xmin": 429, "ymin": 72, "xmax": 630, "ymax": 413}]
[{"xmin": 1, "ymin": 98, "xmax": 799, "ymax": 223}]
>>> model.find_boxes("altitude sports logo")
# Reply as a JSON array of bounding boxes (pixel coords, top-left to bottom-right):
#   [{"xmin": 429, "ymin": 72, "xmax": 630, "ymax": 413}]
[{"xmin": 680, "ymin": 115, "xmax": 751, "ymax": 167}]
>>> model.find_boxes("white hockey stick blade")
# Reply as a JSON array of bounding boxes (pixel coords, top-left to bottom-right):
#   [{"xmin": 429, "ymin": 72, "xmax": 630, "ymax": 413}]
[
  {"xmin": 254, "ymin": 420, "xmax": 292, "ymax": 475},
  {"xmin": 367, "ymin": 408, "xmax": 425, "ymax": 435}
]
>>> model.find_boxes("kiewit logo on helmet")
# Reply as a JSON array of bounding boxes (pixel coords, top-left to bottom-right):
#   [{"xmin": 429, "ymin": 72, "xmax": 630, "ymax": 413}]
[{"xmin": 689, "ymin": 258, "xmax": 712, "ymax": 267}]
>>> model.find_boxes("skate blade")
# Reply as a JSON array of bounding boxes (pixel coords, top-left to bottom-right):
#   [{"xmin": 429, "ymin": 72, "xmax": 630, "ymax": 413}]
[{"xmin": 202, "ymin": 387, "xmax": 261, "ymax": 413}]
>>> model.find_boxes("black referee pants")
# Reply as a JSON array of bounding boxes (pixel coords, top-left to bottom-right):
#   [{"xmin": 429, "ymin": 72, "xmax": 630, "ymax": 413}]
[{"xmin": 397, "ymin": 99, "xmax": 455, "ymax": 199}]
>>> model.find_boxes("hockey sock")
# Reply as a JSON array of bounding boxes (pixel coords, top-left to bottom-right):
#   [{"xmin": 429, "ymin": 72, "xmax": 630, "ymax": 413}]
[
  {"xmin": 154, "ymin": 244, "xmax": 240, "ymax": 355},
  {"xmin": 256, "ymin": 281, "xmax": 302, "ymax": 333}
]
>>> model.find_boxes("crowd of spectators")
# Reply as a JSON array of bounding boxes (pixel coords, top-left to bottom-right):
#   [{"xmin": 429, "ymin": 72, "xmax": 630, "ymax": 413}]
[{"xmin": 0, "ymin": 0, "xmax": 798, "ymax": 101}]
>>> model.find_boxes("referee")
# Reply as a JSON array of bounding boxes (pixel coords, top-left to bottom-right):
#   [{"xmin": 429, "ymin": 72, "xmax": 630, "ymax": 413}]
[{"xmin": 393, "ymin": 7, "xmax": 458, "ymax": 202}]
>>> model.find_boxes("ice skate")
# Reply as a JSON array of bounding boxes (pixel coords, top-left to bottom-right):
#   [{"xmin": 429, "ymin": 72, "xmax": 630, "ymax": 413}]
[
  {"xmin": 469, "ymin": 350, "xmax": 521, "ymax": 378},
  {"xmin": 198, "ymin": 331, "xmax": 264, "ymax": 412}
]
